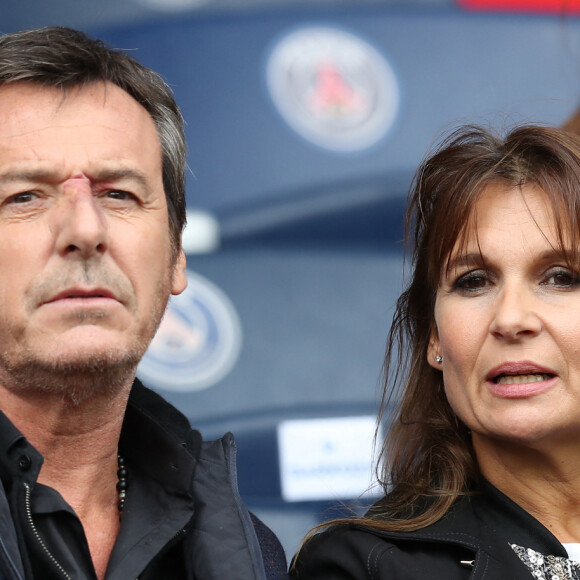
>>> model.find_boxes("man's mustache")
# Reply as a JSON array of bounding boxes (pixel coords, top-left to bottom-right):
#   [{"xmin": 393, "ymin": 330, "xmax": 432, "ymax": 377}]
[{"xmin": 27, "ymin": 263, "xmax": 133, "ymax": 308}]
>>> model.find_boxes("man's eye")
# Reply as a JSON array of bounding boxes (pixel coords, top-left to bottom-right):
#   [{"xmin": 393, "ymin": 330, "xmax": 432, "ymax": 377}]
[
  {"xmin": 8, "ymin": 192, "xmax": 36, "ymax": 204},
  {"xmin": 106, "ymin": 190, "xmax": 135, "ymax": 200}
]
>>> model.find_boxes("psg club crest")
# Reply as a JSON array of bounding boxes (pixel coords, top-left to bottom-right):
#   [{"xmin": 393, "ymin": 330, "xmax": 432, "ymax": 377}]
[
  {"xmin": 138, "ymin": 271, "xmax": 242, "ymax": 393},
  {"xmin": 266, "ymin": 26, "xmax": 400, "ymax": 153}
]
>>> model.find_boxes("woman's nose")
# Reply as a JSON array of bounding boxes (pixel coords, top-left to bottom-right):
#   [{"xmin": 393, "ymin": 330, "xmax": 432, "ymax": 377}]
[{"xmin": 489, "ymin": 283, "xmax": 542, "ymax": 340}]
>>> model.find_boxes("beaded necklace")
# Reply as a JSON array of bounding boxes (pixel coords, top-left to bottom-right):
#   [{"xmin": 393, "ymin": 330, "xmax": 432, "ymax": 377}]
[{"xmin": 116, "ymin": 455, "xmax": 128, "ymax": 518}]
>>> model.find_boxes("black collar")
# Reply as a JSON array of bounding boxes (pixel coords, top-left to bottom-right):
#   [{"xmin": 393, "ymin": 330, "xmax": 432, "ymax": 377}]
[
  {"xmin": 120, "ymin": 379, "xmax": 201, "ymax": 494},
  {"xmin": 0, "ymin": 379, "xmax": 202, "ymax": 498}
]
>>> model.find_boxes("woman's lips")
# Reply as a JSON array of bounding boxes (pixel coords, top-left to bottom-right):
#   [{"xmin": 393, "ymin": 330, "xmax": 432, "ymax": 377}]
[
  {"xmin": 486, "ymin": 361, "xmax": 557, "ymax": 398},
  {"xmin": 494, "ymin": 373, "xmax": 552, "ymax": 385}
]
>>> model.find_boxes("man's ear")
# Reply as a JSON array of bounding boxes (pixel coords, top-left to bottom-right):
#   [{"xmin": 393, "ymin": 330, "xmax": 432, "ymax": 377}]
[
  {"xmin": 427, "ymin": 326, "xmax": 442, "ymax": 370},
  {"xmin": 171, "ymin": 249, "xmax": 187, "ymax": 296}
]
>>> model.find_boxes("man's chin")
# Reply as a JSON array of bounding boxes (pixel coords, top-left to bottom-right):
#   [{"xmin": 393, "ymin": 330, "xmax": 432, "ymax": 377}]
[{"xmin": 0, "ymin": 349, "xmax": 143, "ymax": 406}]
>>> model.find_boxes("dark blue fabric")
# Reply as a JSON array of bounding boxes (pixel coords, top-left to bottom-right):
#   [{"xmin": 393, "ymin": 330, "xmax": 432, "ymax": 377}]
[{"xmin": 251, "ymin": 512, "xmax": 288, "ymax": 580}]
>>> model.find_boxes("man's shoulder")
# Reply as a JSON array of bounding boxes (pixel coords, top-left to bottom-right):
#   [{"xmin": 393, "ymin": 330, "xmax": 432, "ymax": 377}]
[{"xmin": 127, "ymin": 380, "xmax": 288, "ymax": 579}]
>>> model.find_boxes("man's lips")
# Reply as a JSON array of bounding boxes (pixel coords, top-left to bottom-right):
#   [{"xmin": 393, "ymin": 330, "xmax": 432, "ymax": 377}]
[{"xmin": 43, "ymin": 288, "xmax": 119, "ymax": 304}]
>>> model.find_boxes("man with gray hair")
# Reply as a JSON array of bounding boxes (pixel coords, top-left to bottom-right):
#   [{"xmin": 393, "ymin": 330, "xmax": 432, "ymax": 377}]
[{"xmin": 0, "ymin": 26, "xmax": 286, "ymax": 580}]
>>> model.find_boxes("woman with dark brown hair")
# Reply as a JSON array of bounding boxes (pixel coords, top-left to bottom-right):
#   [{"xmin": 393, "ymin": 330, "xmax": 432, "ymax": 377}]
[{"xmin": 291, "ymin": 124, "xmax": 580, "ymax": 579}]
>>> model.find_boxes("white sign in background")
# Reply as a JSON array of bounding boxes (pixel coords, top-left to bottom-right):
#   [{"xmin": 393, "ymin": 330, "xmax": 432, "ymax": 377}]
[{"xmin": 278, "ymin": 416, "xmax": 381, "ymax": 502}]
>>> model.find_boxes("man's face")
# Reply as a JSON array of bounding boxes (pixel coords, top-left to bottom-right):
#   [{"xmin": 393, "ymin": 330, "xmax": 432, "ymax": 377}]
[{"xmin": 0, "ymin": 81, "xmax": 187, "ymax": 396}]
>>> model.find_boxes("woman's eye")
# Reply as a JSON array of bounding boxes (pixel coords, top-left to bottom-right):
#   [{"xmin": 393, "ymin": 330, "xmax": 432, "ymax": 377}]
[
  {"xmin": 453, "ymin": 271, "xmax": 489, "ymax": 292},
  {"xmin": 544, "ymin": 269, "xmax": 580, "ymax": 288}
]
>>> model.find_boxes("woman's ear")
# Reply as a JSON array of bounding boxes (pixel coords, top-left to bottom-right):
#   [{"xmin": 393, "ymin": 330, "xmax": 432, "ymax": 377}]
[{"xmin": 427, "ymin": 327, "xmax": 442, "ymax": 369}]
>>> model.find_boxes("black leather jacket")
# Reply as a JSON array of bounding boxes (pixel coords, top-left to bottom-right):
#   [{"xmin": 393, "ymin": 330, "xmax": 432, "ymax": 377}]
[{"xmin": 291, "ymin": 482, "xmax": 571, "ymax": 579}]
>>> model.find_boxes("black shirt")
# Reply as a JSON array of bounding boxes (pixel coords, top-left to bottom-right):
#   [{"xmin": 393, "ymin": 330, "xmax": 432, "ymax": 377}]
[{"xmin": 0, "ymin": 383, "xmax": 202, "ymax": 580}]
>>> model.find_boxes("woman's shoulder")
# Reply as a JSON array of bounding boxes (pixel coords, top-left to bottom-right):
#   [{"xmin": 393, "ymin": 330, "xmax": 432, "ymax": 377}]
[
  {"xmin": 290, "ymin": 516, "xmax": 480, "ymax": 580},
  {"xmin": 290, "ymin": 523, "xmax": 400, "ymax": 580}
]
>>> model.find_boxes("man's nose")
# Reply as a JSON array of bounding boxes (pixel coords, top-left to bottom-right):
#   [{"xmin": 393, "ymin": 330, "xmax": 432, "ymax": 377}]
[{"xmin": 53, "ymin": 177, "xmax": 109, "ymax": 259}]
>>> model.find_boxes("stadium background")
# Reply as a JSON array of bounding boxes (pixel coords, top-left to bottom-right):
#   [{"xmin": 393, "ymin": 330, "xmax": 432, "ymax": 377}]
[{"xmin": 4, "ymin": 0, "xmax": 580, "ymax": 556}]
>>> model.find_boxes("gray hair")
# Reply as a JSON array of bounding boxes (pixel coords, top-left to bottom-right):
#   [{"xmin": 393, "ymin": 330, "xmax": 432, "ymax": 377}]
[{"xmin": 0, "ymin": 26, "xmax": 187, "ymax": 249}]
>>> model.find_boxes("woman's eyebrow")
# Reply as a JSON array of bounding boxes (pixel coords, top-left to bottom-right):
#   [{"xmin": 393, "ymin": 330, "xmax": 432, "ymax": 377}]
[
  {"xmin": 446, "ymin": 248, "xmax": 573, "ymax": 274},
  {"xmin": 536, "ymin": 248, "xmax": 575, "ymax": 263},
  {"xmin": 445, "ymin": 252, "xmax": 485, "ymax": 272}
]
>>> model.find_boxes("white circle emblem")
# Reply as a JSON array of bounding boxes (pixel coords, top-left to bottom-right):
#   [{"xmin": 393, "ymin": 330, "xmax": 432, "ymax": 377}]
[
  {"xmin": 137, "ymin": 271, "xmax": 242, "ymax": 392},
  {"xmin": 266, "ymin": 26, "xmax": 400, "ymax": 152}
]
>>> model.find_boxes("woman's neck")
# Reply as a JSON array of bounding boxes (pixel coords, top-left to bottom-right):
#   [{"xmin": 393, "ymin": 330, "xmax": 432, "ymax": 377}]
[{"xmin": 475, "ymin": 432, "xmax": 580, "ymax": 542}]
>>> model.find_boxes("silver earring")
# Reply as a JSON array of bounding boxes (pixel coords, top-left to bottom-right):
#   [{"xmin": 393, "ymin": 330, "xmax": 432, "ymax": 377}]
[{"xmin": 435, "ymin": 355, "xmax": 443, "ymax": 363}]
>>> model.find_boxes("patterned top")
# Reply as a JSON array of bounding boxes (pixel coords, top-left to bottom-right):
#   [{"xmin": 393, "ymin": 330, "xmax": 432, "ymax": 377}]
[{"xmin": 511, "ymin": 543, "xmax": 580, "ymax": 580}]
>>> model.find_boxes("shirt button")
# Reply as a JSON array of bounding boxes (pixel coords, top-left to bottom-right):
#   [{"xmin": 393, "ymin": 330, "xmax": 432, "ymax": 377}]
[{"xmin": 17, "ymin": 455, "xmax": 31, "ymax": 472}]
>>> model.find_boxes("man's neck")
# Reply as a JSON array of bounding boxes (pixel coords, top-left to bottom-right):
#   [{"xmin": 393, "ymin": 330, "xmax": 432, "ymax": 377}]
[
  {"xmin": 0, "ymin": 379, "xmax": 131, "ymax": 459},
  {"xmin": 0, "ymin": 379, "xmax": 134, "ymax": 580}
]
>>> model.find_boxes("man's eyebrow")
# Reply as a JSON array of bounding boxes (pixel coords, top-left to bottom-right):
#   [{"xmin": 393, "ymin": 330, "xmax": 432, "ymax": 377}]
[
  {"xmin": 0, "ymin": 167, "xmax": 151, "ymax": 190},
  {"xmin": 89, "ymin": 167, "xmax": 151, "ymax": 189},
  {"xmin": 0, "ymin": 168, "xmax": 60, "ymax": 183}
]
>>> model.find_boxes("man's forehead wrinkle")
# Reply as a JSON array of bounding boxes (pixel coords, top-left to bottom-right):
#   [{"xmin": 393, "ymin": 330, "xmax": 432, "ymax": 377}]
[
  {"xmin": 0, "ymin": 122, "xmax": 135, "ymax": 147},
  {"xmin": 54, "ymin": 82, "xmax": 109, "ymax": 110}
]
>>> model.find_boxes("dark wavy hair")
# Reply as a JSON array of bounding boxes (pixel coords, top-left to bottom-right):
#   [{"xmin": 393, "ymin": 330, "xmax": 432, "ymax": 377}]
[{"xmin": 0, "ymin": 26, "xmax": 187, "ymax": 251}]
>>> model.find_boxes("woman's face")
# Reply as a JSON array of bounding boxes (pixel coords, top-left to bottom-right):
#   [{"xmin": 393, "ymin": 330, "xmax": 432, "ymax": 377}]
[{"xmin": 428, "ymin": 182, "xmax": 580, "ymax": 447}]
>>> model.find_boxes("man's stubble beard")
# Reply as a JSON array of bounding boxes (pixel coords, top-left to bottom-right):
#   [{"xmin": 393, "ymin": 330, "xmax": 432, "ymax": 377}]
[
  {"xmin": 0, "ymin": 267, "xmax": 174, "ymax": 408},
  {"xmin": 0, "ymin": 335, "xmax": 152, "ymax": 407}
]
